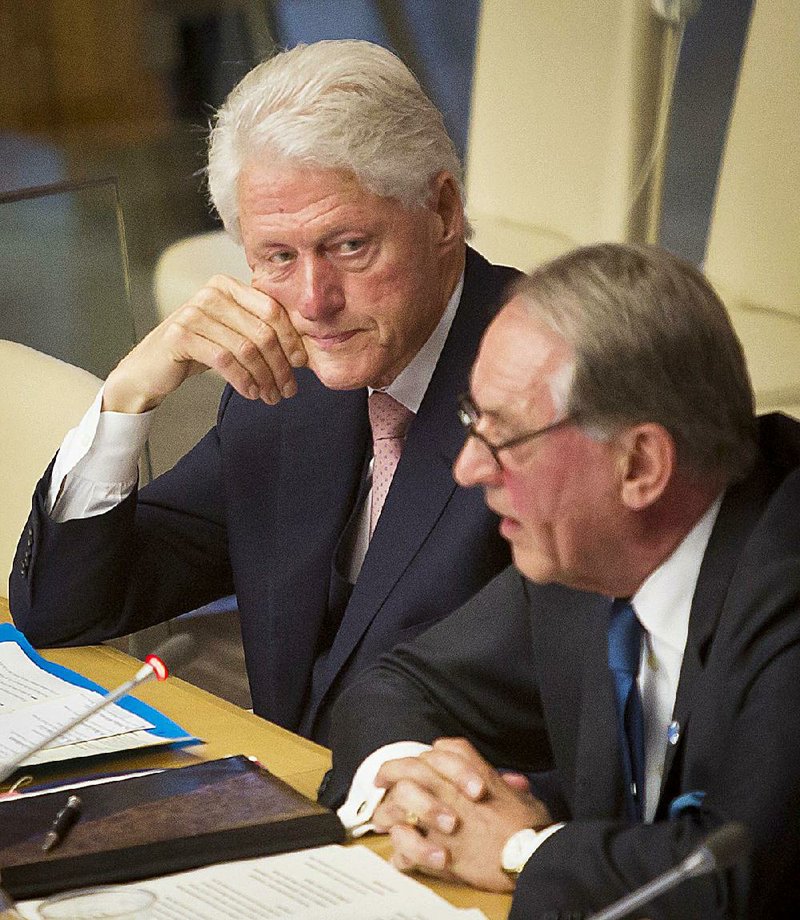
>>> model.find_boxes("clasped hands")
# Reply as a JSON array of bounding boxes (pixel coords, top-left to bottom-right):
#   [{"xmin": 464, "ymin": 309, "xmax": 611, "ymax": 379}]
[{"xmin": 371, "ymin": 738, "xmax": 552, "ymax": 892}]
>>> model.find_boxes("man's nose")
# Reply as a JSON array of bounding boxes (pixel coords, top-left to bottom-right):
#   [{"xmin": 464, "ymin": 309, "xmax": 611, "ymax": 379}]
[
  {"xmin": 453, "ymin": 434, "xmax": 501, "ymax": 489},
  {"xmin": 296, "ymin": 256, "xmax": 345, "ymax": 321}
]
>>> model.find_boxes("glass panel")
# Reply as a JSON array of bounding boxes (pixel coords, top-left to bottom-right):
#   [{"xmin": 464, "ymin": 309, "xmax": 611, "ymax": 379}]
[
  {"xmin": 0, "ymin": 177, "xmax": 152, "ymax": 482},
  {"xmin": 0, "ymin": 177, "xmax": 137, "ymax": 380}
]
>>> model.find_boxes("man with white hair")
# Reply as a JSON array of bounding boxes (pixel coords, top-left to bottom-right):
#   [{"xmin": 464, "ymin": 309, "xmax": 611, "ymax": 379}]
[{"xmin": 10, "ymin": 41, "xmax": 514, "ymax": 742}]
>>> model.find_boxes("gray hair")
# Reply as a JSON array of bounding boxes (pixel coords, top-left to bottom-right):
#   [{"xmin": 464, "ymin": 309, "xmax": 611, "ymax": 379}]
[
  {"xmin": 207, "ymin": 40, "xmax": 465, "ymax": 242},
  {"xmin": 514, "ymin": 243, "xmax": 758, "ymax": 483}
]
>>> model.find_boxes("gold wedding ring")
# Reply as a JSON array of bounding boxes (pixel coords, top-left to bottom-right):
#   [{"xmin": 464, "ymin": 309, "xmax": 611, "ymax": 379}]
[{"xmin": 405, "ymin": 811, "xmax": 420, "ymax": 828}]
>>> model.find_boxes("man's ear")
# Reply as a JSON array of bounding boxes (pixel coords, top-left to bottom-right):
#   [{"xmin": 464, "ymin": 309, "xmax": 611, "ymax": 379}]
[
  {"xmin": 429, "ymin": 171, "xmax": 464, "ymax": 251},
  {"xmin": 616, "ymin": 423, "xmax": 676, "ymax": 511}
]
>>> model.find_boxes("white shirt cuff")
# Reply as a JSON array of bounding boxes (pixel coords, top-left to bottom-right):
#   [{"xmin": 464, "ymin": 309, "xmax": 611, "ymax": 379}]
[
  {"xmin": 509, "ymin": 822, "xmax": 565, "ymax": 872},
  {"xmin": 48, "ymin": 385, "xmax": 155, "ymax": 521},
  {"xmin": 337, "ymin": 741, "xmax": 433, "ymax": 837}
]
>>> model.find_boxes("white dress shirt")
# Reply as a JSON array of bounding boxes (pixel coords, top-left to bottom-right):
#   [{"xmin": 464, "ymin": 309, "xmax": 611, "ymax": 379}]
[
  {"xmin": 47, "ymin": 274, "xmax": 465, "ymax": 558},
  {"xmin": 633, "ymin": 493, "xmax": 722, "ymax": 820},
  {"xmin": 337, "ymin": 496, "xmax": 724, "ymax": 859}
]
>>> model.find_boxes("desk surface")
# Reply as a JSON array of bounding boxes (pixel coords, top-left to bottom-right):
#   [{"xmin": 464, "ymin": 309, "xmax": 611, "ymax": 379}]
[{"xmin": 1, "ymin": 599, "xmax": 511, "ymax": 919}]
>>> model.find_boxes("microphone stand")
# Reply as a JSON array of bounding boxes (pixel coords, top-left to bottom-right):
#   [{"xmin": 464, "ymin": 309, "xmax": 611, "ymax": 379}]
[
  {"xmin": 588, "ymin": 847, "xmax": 713, "ymax": 920},
  {"xmin": 0, "ymin": 659, "xmax": 164, "ymax": 785},
  {"xmin": 588, "ymin": 823, "xmax": 749, "ymax": 920}
]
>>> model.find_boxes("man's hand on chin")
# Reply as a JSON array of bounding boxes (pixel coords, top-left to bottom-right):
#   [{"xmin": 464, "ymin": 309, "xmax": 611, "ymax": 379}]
[
  {"xmin": 373, "ymin": 737, "xmax": 552, "ymax": 892},
  {"xmin": 103, "ymin": 274, "xmax": 307, "ymax": 414}
]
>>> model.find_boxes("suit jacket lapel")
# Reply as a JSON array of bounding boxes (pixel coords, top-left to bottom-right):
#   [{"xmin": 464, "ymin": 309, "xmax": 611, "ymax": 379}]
[
  {"xmin": 342, "ymin": 374, "xmax": 464, "ymax": 616},
  {"xmin": 266, "ymin": 378, "xmax": 368, "ymax": 725},
  {"xmin": 658, "ymin": 461, "xmax": 776, "ymax": 803},
  {"xmin": 317, "ymin": 249, "xmax": 503, "ymax": 699}
]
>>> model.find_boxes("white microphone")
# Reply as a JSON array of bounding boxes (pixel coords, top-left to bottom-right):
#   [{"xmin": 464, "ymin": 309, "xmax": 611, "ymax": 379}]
[
  {"xmin": 0, "ymin": 633, "xmax": 196, "ymax": 784},
  {"xmin": 588, "ymin": 822, "xmax": 750, "ymax": 920}
]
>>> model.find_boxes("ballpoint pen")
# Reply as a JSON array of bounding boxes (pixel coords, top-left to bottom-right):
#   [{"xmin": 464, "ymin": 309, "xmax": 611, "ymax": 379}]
[{"xmin": 42, "ymin": 794, "xmax": 82, "ymax": 852}]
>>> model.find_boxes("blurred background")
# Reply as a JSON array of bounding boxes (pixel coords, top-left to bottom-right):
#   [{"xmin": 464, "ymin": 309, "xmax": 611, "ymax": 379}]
[
  {"xmin": 5, "ymin": 0, "xmax": 797, "ymax": 705},
  {"xmin": 0, "ymin": 1, "xmax": 753, "ymax": 394}
]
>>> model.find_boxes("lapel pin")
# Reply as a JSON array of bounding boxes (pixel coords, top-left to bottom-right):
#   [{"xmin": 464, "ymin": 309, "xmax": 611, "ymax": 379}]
[{"xmin": 667, "ymin": 720, "xmax": 681, "ymax": 745}]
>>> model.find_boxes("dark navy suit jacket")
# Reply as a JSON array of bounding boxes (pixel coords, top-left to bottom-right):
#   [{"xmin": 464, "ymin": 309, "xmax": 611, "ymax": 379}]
[
  {"xmin": 323, "ymin": 414, "xmax": 800, "ymax": 918},
  {"xmin": 10, "ymin": 247, "xmax": 516, "ymax": 743}
]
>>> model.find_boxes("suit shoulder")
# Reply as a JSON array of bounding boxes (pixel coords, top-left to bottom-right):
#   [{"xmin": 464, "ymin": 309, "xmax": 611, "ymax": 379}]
[{"xmin": 464, "ymin": 246, "xmax": 522, "ymax": 307}]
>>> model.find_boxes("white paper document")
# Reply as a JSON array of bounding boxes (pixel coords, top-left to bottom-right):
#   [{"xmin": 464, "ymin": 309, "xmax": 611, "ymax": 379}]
[
  {"xmin": 0, "ymin": 644, "xmax": 154, "ymax": 762},
  {"xmin": 0, "ymin": 626, "xmax": 194, "ymax": 772},
  {"xmin": 18, "ymin": 845, "xmax": 489, "ymax": 920}
]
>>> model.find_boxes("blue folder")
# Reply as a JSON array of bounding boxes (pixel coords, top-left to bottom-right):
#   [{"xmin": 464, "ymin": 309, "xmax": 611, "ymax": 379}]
[{"xmin": 0, "ymin": 622, "xmax": 196, "ymax": 752}]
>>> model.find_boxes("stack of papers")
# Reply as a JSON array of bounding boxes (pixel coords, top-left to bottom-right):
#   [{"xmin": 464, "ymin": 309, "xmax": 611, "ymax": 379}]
[
  {"xmin": 18, "ymin": 845, "xmax": 490, "ymax": 920},
  {"xmin": 0, "ymin": 624, "xmax": 195, "ymax": 771}
]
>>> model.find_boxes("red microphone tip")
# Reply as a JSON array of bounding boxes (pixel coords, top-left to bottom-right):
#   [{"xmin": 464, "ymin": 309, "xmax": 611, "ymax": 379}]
[{"xmin": 145, "ymin": 654, "xmax": 169, "ymax": 681}]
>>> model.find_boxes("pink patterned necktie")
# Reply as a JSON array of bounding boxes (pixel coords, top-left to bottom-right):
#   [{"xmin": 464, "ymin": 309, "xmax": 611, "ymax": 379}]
[{"xmin": 368, "ymin": 391, "xmax": 414, "ymax": 536}]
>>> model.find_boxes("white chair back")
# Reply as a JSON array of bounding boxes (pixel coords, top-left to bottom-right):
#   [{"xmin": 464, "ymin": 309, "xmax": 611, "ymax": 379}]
[
  {"xmin": 152, "ymin": 229, "xmax": 251, "ymax": 322},
  {"xmin": 0, "ymin": 340, "xmax": 102, "ymax": 589},
  {"xmin": 465, "ymin": 0, "xmax": 671, "ymax": 270}
]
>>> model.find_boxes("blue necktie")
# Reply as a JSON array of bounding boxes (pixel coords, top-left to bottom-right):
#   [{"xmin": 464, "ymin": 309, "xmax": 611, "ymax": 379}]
[{"xmin": 608, "ymin": 599, "xmax": 646, "ymax": 821}]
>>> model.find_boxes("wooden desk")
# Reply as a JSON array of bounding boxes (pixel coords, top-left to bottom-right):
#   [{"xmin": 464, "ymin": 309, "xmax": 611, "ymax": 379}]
[{"xmin": 1, "ymin": 599, "xmax": 511, "ymax": 918}]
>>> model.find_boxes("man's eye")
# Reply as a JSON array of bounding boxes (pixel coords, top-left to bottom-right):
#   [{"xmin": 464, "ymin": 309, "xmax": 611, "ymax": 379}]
[
  {"xmin": 268, "ymin": 250, "xmax": 294, "ymax": 264},
  {"xmin": 337, "ymin": 239, "xmax": 365, "ymax": 254}
]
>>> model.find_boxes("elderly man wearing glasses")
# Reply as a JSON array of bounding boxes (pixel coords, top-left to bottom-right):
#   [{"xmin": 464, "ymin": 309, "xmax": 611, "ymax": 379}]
[{"xmin": 322, "ymin": 243, "xmax": 800, "ymax": 920}]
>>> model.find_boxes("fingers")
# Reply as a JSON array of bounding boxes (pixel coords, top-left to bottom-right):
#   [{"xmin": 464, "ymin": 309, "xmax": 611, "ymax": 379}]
[
  {"xmin": 167, "ymin": 307, "xmax": 285, "ymax": 403},
  {"xmin": 420, "ymin": 737, "xmax": 494, "ymax": 800},
  {"xmin": 375, "ymin": 740, "xmax": 550, "ymax": 893},
  {"xmin": 168, "ymin": 274, "xmax": 308, "ymax": 404},
  {"xmin": 386, "ymin": 819, "xmax": 462, "ymax": 883},
  {"xmin": 372, "ymin": 777, "xmax": 458, "ymax": 835},
  {"xmin": 376, "ymin": 755, "xmax": 462, "ymax": 805},
  {"xmin": 374, "ymin": 741, "xmax": 496, "ymax": 836},
  {"xmin": 210, "ymin": 275, "xmax": 307, "ymax": 370},
  {"xmin": 389, "ymin": 824, "xmax": 451, "ymax": 876},
  {"xmin": 424, "ymin": 741, "xmax": 544, "ymax": 817}
]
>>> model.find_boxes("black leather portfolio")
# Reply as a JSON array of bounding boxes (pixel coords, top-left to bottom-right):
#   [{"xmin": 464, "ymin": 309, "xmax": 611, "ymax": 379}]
[{"xmin": 0, "ymin": 755, "xmax": 344, "ymax": 898}]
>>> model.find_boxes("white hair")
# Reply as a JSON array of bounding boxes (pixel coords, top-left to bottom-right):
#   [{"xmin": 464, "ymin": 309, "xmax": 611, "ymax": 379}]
[{"xmin": 207, "ymin": 40, "xmax": 465, "ymax": 242}]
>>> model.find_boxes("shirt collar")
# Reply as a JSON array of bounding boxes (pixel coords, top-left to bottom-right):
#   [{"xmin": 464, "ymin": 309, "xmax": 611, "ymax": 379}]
[
  {"xmin": 631, "ymin": 494, "xmax": 724, "ymax": 655},
  {"xmin": 368, "ymin": 272, "xmax": 465, "ymax": 414}
]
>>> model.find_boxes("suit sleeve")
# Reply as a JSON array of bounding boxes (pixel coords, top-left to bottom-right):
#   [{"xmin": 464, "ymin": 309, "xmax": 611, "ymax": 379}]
[
  {"xmin": 512, "ymin": 480, "xmax": 800, "ymax": 920},
  {"xmin": 321, "ymin": 565, "xmax": 555, "ymax": 808},
  {"xmin": 9, "ymin": 406, "xmax": 235, "ymax": 647}
]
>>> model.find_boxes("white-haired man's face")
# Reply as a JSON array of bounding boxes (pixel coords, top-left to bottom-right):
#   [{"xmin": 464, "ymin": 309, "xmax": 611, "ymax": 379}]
[{"xmin": 237, "ymin": 159, "xmax": 463, "ymax": 391}]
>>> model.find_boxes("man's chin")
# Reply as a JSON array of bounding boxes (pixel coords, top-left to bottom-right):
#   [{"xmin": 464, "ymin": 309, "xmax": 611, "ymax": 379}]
[
  {"xmin": 308, "ymin": 355, "xmax": 380, "ymax": 392},
  {"xmin": 510, "ymin": 546, "xmax": 555, "ymax": 586}
]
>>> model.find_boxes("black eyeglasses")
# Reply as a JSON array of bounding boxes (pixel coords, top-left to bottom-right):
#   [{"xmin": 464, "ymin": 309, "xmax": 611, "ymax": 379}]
[{"xmin": 457, "ymin": 393, "xmax": 577, "ymax": 466}]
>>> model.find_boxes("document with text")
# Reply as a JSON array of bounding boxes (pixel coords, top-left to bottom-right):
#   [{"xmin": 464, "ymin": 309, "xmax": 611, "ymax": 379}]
[
  {"xmin": 0, "ymin": 623, "xmax": 194, "ymax": 771},
  {"xmin": 19, "ymin": 845, "xmax": 489, "ymax": 919}
]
